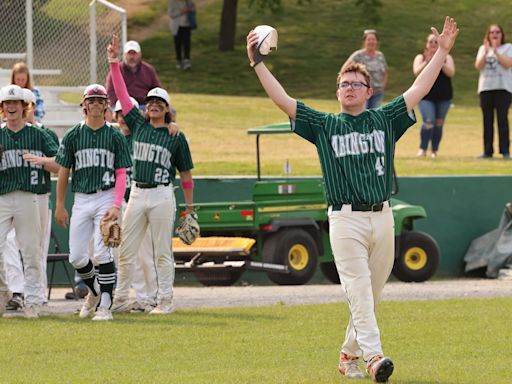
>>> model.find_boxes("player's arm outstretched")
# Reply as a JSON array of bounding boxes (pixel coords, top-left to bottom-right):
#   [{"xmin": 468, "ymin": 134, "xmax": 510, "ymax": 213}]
[
  {"xmin": 403, "ymin": 16, "xmax": 459, "ymax": 112},
  {"xmin": 107, "ymin": 35, "xmax": 134, "ymax": 116},
  {"xmin": 246, "ymin": 31, "xmax": 297, "ymax": 119}
]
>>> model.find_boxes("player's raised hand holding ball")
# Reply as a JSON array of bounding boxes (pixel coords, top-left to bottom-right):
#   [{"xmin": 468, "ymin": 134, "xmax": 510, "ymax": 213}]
[{"xmin": 246, "ymin": 25, "xmax": 278, "ymax": 67}]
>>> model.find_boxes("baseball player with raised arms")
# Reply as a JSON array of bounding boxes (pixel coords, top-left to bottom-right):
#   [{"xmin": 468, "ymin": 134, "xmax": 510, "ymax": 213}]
[
  {"xmin": 0, "ymin": 84, "xmax": 59, "ymax": 318},
  {"xmin": 246, "ymin": 17, "xmax": 459, "ymax": 383},
  {"xmin": 107, "ymin": 34, "xmax": 194, "ymax": 315},
  {"xmin": 3, "ymin": 88, "xmax": 60, "ymax": 310},
  {"xmin": 55, "ymin": 84, "xmax": 132, "ymax": 321}
]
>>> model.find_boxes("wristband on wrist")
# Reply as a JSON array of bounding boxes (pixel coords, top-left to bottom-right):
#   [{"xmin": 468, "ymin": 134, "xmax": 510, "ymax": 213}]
[{"xmin": 181, "ymin": 180, "xmax": 194, "ymax": 189}]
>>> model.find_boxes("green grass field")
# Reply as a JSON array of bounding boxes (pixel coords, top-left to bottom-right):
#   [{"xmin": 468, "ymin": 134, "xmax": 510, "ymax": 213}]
[{"xmin": 1, "ymin": 297, "xmax": 509, "ymax": 383}]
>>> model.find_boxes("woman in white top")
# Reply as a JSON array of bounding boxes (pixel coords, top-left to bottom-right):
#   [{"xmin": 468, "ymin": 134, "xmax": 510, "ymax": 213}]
[
  {"xmin": 168, "ymin": 0, "xmax": 196, "ymax": 70},
  {"xmin": 475, "ymin": 24, "xmax": 512, "ymax": 159}
]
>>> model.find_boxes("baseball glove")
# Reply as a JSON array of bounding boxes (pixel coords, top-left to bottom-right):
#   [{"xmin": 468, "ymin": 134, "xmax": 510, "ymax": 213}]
[
  {"xmin": 0, "ymin": 144, "xmax": 4, "ymax": 163},
  {"xmin": 100, "ymin": 217, "xmax": 122, "ymax": 248},
  {"xmin": 175, "ymin": 212, "xmax": 200, "ymax": 245}
]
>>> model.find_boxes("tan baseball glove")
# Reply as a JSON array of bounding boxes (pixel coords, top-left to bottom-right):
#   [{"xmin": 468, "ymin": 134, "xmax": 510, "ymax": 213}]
[
  {"xmin": 175, "ymin": 212, "xmax": 200, "ymax": 245},
  {"xmin": 100, "ymin": 217, "xmax": 122, "ymax": 248}
]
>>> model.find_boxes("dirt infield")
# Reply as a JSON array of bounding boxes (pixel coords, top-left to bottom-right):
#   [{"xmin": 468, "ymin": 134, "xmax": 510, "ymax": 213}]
[{"xmin": 4, "ymin": 278, "xmax": 512, "ymax": 317}]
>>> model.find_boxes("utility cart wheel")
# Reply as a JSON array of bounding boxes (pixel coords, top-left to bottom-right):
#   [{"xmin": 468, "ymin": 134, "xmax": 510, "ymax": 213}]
[
  {"xmin": 194, "ymin": 268, "xmax": 244, "ymax": 286},
  {"xmin": 263, "ymin": 229, "xmax": 318, "ymax": 285},
  {"xmin": 392, "ymin": 231, "xmax": 440, "ymax": 282}
]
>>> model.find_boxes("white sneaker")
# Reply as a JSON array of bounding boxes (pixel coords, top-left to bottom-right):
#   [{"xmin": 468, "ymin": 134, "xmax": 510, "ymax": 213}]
[
  {"xmin": 0, "ymin": 291, "xmax": 10, "ymax": 316},
  {"xmin": 92, "ymin": 307, "xmax": 113, "ymax": 321},
  {"xmin": 24, "ymin": 304, "xmax": 40, "ymax": 319},
  {"xmin": 79, "ymin": 293, "xmax": 100, "ymax": 318},
  {"xmin": 149, "ymin": 301, "xmax": 174, "ymax": 315},
  {"xmin": 176, "ymin": 60, "xmax": 182, "ymax": 69},
  {"xmin": 182, "ymin": 59, "xmax": 191, "ymax": 70},
  {"xmin": 111, "ymin": 297, "xmax": 132, "ymax": 313},
  {"xmin": 338, "ymin": 353, "xmax": 365, "ymax": 379}
]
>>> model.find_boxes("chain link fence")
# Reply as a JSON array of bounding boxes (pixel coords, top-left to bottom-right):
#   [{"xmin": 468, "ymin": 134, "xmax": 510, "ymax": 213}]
[{"xmin": 0, "ymin": 0, "xmax": 126, "ymax": 88}]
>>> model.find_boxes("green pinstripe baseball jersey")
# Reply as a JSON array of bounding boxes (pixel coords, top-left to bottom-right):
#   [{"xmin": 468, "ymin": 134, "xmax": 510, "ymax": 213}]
[
  {"xmin": 123, "ymin": 133, "xmax": 133, "ymax": 202},
  {"xmin": 123, "ymin": 107, "xmax": 193, "ymax": 185},
  {"xmin": 293, "ymin": 95, "xmax": 415, "ymax": 205},
  {"xmin": 37, "ymin": 124, "xmax": 60, "ymax": 195},
  {"xmin": 56, "ymin": 122, "xmax": 132, "ymax": 194},
  {"xmin": 0, "ymin": 123, "xmax": 59, "ymax": 195}
]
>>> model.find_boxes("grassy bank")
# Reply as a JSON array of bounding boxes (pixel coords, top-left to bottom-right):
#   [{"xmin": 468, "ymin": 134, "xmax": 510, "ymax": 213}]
[{"xmin": 133, "ymin": 0, "xmax": 512, "ymax": 106}]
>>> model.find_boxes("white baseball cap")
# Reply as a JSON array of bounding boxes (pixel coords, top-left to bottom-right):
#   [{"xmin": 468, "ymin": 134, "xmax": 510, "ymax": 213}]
[
  {"xmin": 114, "ymin": 97, "xmax": 139, "ymax": 112},
  {"xmin": 22, "ymin": 88, "xmax": 36, "ymax": 105},
  {"xmin": 253, "ymin": 25, "xmax": 278, "ymax": 63},
  {"xmin": 145, "ymin": 87, "xmax": 170, "ymax": 105},
  {"xmin": 124, "ymin": 40, "xmax": 141, "ymax": 54},
  {"xmin": 1, "ymin": 84, "xmax": 25, "ymax": 102},
  {"xmin": 83, "ymin": 84, "xmax": 108, "ymax": 100}
]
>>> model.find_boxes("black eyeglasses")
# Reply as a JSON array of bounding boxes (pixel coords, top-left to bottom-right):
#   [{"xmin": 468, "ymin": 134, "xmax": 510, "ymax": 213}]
[{"xmin": 338, "ymin": 81, "xmax": 369, "ymax": 90}]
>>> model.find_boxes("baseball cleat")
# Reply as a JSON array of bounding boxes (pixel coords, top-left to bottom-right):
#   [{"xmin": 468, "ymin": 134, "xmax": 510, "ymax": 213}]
[
  {"xmin": 24, "ymin": 304, "xmax": 40, "ymax": 319},
  {"xmin": 338, "ymin": 353, "xmax": 365, "ymax": 379},
  {"xmin": 149, "ymin": 301, "xmax": 174, "ymax": 315},
  {"xmin": 92, "ymin": 307, "xmax": 113, "ymax": 321},
  {"xmin": 6, "ymin": 292, "xmax": 24, "ymax": 310},
  {"xmin": 367, "ymin": 355, "xmax": 394, "ymax": 383},
  {"xmin": 111, "ymin": 297, "xmax": 132, "ymax": 313},
  {"xmin": 79, "ymin": 293, "xmax": 101, "ymax": 318},
  {"xmin": 0, "ymin": 291, "xmax": 11, "ymax": 316}
]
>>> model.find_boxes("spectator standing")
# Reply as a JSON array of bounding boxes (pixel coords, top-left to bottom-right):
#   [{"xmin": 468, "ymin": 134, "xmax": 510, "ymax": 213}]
[
  {"xmin": 106, "ymin": 40, "xmax": 161, "ymax": 111},
  {"xmin": 168, "ymin": 0, "xmax": 196, "ymax": 70},
  {"xmin": 10, "ymin": 62, "xmax": 45, "ymax": 123},
  {"xmin": 343, "ymin": 29, "xmax": 388, "ymax": 108},
  {"xmin": 413, "ymin": 33, "xmax": 455, "ymax": 158},
  {"xmin": 475, "ymin": 24, "xmax": 512, "ymax": 159}
]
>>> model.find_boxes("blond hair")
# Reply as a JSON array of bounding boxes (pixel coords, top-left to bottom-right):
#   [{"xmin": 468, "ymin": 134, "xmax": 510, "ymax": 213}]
[{"xmin": 10, "ymin": 62, "xmax": 33, "ymax": 90}]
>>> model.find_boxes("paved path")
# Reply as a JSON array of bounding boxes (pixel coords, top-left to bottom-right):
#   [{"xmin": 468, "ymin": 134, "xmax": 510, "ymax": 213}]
[{"xmin": 4, "ymin": 278, "xmax": 512, "ymax": 317}]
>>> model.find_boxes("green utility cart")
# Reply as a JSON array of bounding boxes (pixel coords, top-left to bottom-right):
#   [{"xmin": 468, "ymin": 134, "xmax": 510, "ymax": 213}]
[{"xmin": 175, "ymin": 123, "xmax": 440, "ymax": 286}]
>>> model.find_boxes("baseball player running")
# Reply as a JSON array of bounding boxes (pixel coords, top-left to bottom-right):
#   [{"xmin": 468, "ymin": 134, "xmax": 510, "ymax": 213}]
[
  {"xmin": 107, "ymin": 34, "xmax": 194, "ymax": 315},
  {"xmin": 0, "ymin": 84, "xmax": 59, "ymax": 318},
  {"xmin": 55, "ymin": 84, "xmax": 132, "ymax": 321},
  {"xmin": 3, "ymin": 88, "xmax": 60, "ymax": 310},
  {"xmin": 246, "ymin": 17, "xmax": 459, "ymax": 383}
]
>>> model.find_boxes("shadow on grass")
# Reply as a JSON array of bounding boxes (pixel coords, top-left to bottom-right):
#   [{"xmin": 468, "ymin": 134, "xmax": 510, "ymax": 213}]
[{"xmin": 26, "ymin": 309, "xmax": 283, "ymax": 327}]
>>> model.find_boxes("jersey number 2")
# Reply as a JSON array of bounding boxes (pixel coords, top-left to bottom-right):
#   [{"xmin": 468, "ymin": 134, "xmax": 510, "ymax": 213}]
[{"xmin": 154, "ymin": 168, "xmax": 169, "ymax": 184}]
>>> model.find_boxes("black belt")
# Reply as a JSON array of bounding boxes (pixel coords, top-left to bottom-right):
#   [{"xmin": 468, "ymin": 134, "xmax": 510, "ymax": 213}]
[
  {"xmin": 135, "ymin": 183, "xmax": 159, "ymax": 189},
  {"xmin": 331, "ymin": 202, "xmax": 387, "ymax": 212}
]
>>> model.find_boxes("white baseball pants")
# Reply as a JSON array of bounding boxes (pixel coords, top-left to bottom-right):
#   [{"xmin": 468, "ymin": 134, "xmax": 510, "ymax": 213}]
[
  {"xmin": 114, "ymin": 202, "xmax": 158, "ymax": 306},
  {"xmin": 69, "ymin": 189, "xmax": 115, "ymax": 269},
  {"xmin": 328, "ymin": 202, "xmax": 394, "ymax": 363},
  {"xmin": 0, "ymin": 191, "xmax": 43, "ymax": 305},
  {"xmin": 4, "ymin": 195, "xmax": 51, "ymax": 299},
  {"xmin": 116, "ymin": 184, "xmax": 175, "ymax": 304}
]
